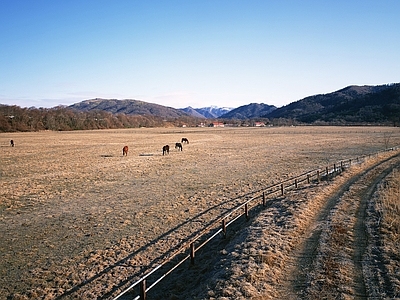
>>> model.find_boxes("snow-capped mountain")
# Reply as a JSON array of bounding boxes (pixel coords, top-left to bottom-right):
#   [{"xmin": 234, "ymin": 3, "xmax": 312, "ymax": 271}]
[{"xmin": 180, "ymin": 106, "xmax": 234, "ymax": 118}]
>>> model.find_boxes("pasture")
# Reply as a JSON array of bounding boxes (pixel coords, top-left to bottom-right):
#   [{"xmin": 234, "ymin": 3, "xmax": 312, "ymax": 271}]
[{"xmin": 0, "ymin": 126, "xmax": 399, "ymax": 298}]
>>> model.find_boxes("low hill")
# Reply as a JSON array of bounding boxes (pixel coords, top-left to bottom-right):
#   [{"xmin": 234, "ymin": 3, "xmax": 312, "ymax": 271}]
[
  {"xmin": 69, "ymin": 98, "xmax": 189, "ymax": 118},
  {"xmin": 264, "ymin": 84, "xmax": 400, "ymax": 125}
]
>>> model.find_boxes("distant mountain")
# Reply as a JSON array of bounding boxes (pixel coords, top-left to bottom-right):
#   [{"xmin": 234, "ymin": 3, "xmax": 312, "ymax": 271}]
[
  {"xmin": 264, "ymin": 83, "xmax": 400, "ymax": 124},
  {"xmin": 180, "ymin": 106, "xmax": 234, "ymax": 118},
  {"xmin": 196, "ymin": 106, "xmax": 234, "ymax": 118},
  {"xmin": 180, "ymin": 107, "xmax": 207, "ymax": 118},
  {"xmin": 69, "ymin": 98, "xmax": 189, "ymax": 118},
  {"xmin": 220, "ymin": 103, "xmax": 277, "ymax": 119}
]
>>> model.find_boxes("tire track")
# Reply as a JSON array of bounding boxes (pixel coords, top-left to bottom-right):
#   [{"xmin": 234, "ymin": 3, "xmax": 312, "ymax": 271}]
[{"xmin": 291, "ymin": 153, "xmax": 400, "ymax": 299}]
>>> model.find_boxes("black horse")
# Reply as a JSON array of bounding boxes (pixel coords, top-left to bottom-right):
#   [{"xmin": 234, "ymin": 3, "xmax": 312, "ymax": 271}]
[
  {"xmin": 175, "ymin": 142, "xmax": 183, "ymax": 151},
  {"xmin": 10, "ymin": 140, "xmax": 14, "ymax": 147},
  {"xmin": 181, "ymin": 138, "xmax": 189, "ymax": 144},
  {"xmin": 162, "ymin": 145, "xmax": 170, "ymax": 155}
]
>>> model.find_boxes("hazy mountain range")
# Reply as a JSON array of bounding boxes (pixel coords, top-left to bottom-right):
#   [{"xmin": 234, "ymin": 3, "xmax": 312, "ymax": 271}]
[{"xmin": 67, "ymin": 83, "xmax": 399, "ymax": 125}]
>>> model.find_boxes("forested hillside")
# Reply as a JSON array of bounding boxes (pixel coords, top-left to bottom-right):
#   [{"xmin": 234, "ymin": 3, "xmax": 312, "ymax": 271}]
[
  {"xmin": 264, "ymin": 84, "xmax": 400, "ymax": 125},
  {"xmin": 69, "ymin": 98, "xmax": 188, "ymax": 118}
]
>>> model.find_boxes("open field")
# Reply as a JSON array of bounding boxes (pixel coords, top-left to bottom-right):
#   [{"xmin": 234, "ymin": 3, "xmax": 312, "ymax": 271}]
[{"xmin": 1, "ymin": 126, "xmax": 400, "ymax": 299}]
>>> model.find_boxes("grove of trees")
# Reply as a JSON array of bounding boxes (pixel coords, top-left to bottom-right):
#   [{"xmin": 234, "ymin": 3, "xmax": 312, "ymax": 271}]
[{"xmin": 0, "ymin": 105, "xmax": 203, "ymax": 132}]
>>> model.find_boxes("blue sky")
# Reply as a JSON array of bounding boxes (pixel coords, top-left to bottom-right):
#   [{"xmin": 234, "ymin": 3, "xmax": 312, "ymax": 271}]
[{"xmin": 1, "ymin": 1, "xmax": 399, "ymax": 109}]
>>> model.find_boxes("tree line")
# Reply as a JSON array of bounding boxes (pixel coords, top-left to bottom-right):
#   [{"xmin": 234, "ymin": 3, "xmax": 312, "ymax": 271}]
[
  {"xmin": 0, "ymin": 105, "xmax": 203, "ymax": 132},
  {"xmin": 5, "ymin": 103, "xmax": 387, "ymax": 133}
]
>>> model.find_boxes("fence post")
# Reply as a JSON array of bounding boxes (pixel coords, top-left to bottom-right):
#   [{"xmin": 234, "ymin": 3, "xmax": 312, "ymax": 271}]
[
  {"xmin": 281, "ymin": 183, "xmax": 284, "ymax": 196},
  {"xmin": 317, "ymin": 170, "xmax": 320, "ymax": 182},
  {"xmin": 140, "ymin": 280, "xmax": 146, "ymax": 300},
  {"xmin": 349, "ymin": 159, "xmax": 351, "ymax": 166},
  {"xmin": 295, "ymin": 179, "xmax": 298, "ymax": 189},
  {"xmin": 190, "ymin": 243, "xmax": 195, "ymax": 265},
  {"xmin": 262, "ymin": 191, "xmax": 266, "ymax": 206},
  {"xmin": 340, "ymin": 161, "xmax": 343, "ymax": 171},
  {"xmin": 326, "ymin": 167, "xmax": 329, "ymax": 178},
  {"xmin": 222, "ymin": 219, "xmax": 226, "ymax": 238},
  {"xmin": 334, "ymin": 163, "xmax": 336, "ymax": 173},
  {"xmin": 307, "ymin": 174, "xmax": 310, "ymax": 184},
  {"xmin": 245, "ymin": 203, "xmax": 249, "ymax": 221}
]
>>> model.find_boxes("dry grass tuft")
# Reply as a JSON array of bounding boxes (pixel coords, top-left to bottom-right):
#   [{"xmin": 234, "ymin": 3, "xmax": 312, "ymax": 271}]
[
  {"xmin": 376, "ymin": 168, "xmax": 400, "ymax": 294},
  {"xmin": 380, "ymin": 169, "xmax": 400, "ymax": 238}
]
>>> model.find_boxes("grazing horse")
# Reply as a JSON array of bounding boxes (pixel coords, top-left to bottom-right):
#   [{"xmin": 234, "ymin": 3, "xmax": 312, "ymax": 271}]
[
  {"xmin": 181, "ymin": 138, "xmax": 189, "ymax": 144},
  {"xmin": 10, "ymin": 140, "xmax": 14, "ymax": 147},
  {"xmin": 175, "ymin": 142, "xmax": 183, "ymax": 151},
  {"xmin": 162, "ymin": 145, "xmax": 170, "ymax": 155},
  {"xmin": 122, "ymin": 145, "xmax": 128, "ymax": 156}
]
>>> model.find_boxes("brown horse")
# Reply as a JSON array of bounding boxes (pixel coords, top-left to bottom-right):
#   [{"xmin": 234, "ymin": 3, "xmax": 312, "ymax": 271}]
[
  {"xmin": 122, "ymin": 145, "xmax": 128, "ymax": 156},
  {"xmin": 163, "ymin": 145, "xmax": 170, "ymax": 155},
  {"xmin": 181, "ymin": 138, "xmax": 189, "ymax": 144}
]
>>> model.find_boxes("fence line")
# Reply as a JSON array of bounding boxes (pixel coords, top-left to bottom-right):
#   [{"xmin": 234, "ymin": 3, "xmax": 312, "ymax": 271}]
[{"xmin": 113, "ymin": 147, "xmax": 398, "ymax": 300}]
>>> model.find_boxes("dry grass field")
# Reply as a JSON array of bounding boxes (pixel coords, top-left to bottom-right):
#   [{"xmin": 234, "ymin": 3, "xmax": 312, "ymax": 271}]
[{"xmin": 1, "ymin": 126, "xmax": 399, "ymax": 299}]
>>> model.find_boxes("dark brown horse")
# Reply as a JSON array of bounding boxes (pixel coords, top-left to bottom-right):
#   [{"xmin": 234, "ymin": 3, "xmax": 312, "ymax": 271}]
[
  {"xmin": 122, "ymin": 145, "xmax": 128, "ymax": 156},
  {"xmin": 175, "ymin": 142, "xmax": 183, "ymax": 151},
  {"xmin": 10, "ymin": 140, "xmax": 14, "ymax": 147},
  {"xmin": 162, "ymin": 145, "xmax": 170, "ymax": 155},
  {"xmin": 181, "ymin": 138, "xmax": 189, "ymax": 144}
]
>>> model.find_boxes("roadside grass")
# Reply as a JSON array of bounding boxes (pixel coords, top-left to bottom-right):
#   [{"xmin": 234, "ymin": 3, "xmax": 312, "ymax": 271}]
[
  {"xmin": 380, "ymin": 168, "xmax": 400, "ymax": 241},
  {"xmin": 378, "ymin": 168, "xmax": 400, "ymax": 292}
]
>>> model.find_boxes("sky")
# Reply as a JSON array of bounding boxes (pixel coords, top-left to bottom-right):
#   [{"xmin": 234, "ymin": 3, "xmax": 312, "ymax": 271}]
[{"xmin": 0, "ymin": 1, "xmax": 399, "ymax": 109}]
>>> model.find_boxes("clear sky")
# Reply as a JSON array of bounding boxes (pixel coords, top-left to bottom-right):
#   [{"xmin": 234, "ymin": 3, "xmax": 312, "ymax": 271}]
[{"xmin": 1, "ymin": 1, "xmax": 399, "ymax": 109}]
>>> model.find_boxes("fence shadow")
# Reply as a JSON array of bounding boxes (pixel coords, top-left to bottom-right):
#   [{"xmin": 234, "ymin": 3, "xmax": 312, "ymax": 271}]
[{"xmin": 56, "ymin": 187, "xmax": 265, "ymax": 299}]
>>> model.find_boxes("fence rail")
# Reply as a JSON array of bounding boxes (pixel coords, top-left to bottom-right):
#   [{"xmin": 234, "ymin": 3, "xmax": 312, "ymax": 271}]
[{"xmin": 113, "ymin": 147, "xmax": 399, "ymax": 300}]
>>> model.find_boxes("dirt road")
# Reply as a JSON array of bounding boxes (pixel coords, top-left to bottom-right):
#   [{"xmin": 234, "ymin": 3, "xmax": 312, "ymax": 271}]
[
  {"xmin": 289, "ymin": 152, "xmax": 400, "ymax": 299},
  {"xmin": 151, "ymin": 150, "xmax": 400, "ymax": 300}
]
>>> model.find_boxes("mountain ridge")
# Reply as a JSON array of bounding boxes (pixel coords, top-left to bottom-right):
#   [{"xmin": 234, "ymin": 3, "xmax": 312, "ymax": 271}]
[
  {"xmin": 69, "ymin": 98, "xmax": 189, "ymax": 118},
  {"xmin": 2, "ymin": 83, "xmax": 398, "ymax": 131},
  {"xmin": 263, "ymin": 83, "xmax": 400, "ymax": 124},
  {"xmin": 65, "ymin": 83, "xmax": 400, "ymax": 125}
]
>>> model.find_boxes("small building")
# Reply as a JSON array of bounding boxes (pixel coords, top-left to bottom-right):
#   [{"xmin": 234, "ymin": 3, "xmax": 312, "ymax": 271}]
[
  {"xmin": 211, "ymin": 122, "xmax": 224, "ymax": 127},
  {"xmin": 254, "ymin": 122, "xmax": 266, "ymax": 127}
]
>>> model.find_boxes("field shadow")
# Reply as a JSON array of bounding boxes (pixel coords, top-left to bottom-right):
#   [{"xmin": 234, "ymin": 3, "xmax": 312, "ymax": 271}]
[{"xmin": 56, "ymin": 187, "xmax": 269, "ymax": 299}]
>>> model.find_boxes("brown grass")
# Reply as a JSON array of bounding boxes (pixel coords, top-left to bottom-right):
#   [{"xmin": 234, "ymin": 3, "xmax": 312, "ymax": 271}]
[
  {"xmin": 0, "ymin": 126, "xmax": 399, "ymax": 299},
  {"xmin": 380, "ymin": 169, "xmax": 400, "ymax": 239},
  {"xmin": 377, "ymin": 168, "xmax": 400, "ymax": 293}
]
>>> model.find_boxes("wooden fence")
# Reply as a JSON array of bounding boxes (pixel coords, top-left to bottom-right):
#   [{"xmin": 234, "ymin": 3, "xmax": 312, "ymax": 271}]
[{"xmin": 113, "ymin": 147, "xmax": 398, "ymax": 300}]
